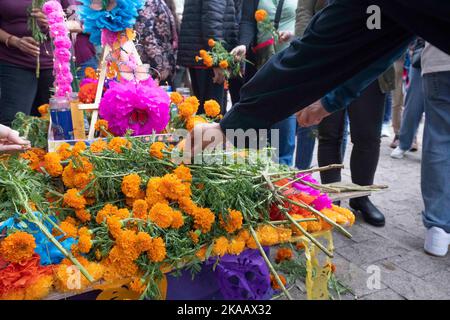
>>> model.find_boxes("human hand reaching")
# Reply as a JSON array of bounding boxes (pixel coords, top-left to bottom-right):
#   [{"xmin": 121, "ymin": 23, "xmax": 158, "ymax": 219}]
[
  {"xmin": 0, "ymin": 125, "xmax": 31, "ymax": 153},
  {"xmin": 231, "ymin": 45, "xmax": 247, "ymax": 61},
  {"xmin": 296, "ymin": 100, "xmax": 331, "ymax": 127}
]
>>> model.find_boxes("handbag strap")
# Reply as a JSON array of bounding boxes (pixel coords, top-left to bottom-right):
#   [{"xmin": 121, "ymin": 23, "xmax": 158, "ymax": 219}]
[{"xmin": 274, "ymin": 0, "xmax": 285, "ymax": 31}]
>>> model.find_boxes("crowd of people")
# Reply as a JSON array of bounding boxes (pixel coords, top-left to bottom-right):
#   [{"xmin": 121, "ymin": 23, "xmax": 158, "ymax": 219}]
[{"xmin": 0, "ymin": 0, "xmax": 449, "ymax": 257}]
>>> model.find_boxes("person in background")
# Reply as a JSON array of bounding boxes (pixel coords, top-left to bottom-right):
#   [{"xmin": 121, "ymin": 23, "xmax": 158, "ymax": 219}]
[
  {"xmin": 0, "ymin": 124, "xmax": 30, "ymax": 153},
  {"xmin": 227, "ymin": 0, "xmax": 244, "ymax": 105},
  {"xmin": 178, "ymin": 0, "xmax": 239, "ymax": 114},
  {"xmin": 135, "ymin": 0, "xmax": 178, "ymax": 85},
  {"xmin": 381, "ymin": 93, "xmax": 392, "ymax": 138},
  {"xmin": 391, "ymin": 38, "xmax": 425, "ymax": 159},
  {"xmin": 420, "ymin": 44, "xmax": 450, "ymax": 257},
  {"xmin": 390, "ymin": 55, "xmax": 406, "ymax": 148},
  {"xmin": 231, "ymin": 0, "xmax": 298, "ymax": 166}
]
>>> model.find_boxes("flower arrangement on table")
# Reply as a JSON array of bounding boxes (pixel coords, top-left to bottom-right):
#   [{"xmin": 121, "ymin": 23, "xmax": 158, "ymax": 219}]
[{"xmin": 0, "ymin": 134, "xmax": 362, "ymax": 300}]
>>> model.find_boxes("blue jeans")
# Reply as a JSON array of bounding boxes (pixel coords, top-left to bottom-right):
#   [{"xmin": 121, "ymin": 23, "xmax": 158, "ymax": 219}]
[
  {"xmin": 76, "ymin": 56, "xmax": 98, "ymax": 80},
  {"xmin": 422, "ymin": 71, "xmax": 450, "ymax": 233},
  {"xmin": 383, "ymin": 92, "xmax": 392, "ymax": 124},
  {"xmin": 295, "ymin": 125, "xmax": 317, "ymax": 170},
  {"xmin": 270, "ymin": 115, "xmax": 297, "ymax": 166},
  {"xmin": 398, "ymin": 66, "xmax": 424, "ymax": 150}
]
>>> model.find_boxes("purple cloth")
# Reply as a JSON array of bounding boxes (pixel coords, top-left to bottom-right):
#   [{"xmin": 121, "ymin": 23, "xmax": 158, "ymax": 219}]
[{"xmin": 0, "ymin": 0, "xmax": 65, "ymax": 69}]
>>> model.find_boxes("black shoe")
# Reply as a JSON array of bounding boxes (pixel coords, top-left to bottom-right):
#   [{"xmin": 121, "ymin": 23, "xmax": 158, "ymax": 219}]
[{"xmin": 349, "ymin": 197, "xmax": 385, "ymax": 227}]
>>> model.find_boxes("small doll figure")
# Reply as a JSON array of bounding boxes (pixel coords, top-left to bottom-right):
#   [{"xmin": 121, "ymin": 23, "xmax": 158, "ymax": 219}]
[{"xmin": 90, "ymin": 0, "xmax": 117, "ymax": 11}]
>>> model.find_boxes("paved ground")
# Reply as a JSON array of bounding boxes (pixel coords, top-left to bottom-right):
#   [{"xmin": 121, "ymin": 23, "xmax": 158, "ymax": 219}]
[{"xmin": 290, "ymin": 124, "xmax": 450, "ymax": 300}]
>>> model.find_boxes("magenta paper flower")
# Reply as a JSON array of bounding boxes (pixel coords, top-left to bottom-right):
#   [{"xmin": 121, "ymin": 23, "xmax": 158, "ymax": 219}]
[
  {"xmin": 99, "ymin": 78, "xmax": 170, "ymax": 136},
  {"xmin": 293, "ymin": 173, "xmax": 332, "ymax": 211}
]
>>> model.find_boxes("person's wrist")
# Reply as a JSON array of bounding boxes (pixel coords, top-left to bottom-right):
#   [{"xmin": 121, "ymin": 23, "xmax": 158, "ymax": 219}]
[{"xmin": 9, "ymin": 36, "xmax": 19, "ymax": 48}]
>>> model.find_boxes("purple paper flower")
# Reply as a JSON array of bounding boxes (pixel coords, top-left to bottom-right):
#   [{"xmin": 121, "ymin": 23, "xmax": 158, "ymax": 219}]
[{"xmin": 99, "ymin": 78, "xmax": 170, "ymax": 136}]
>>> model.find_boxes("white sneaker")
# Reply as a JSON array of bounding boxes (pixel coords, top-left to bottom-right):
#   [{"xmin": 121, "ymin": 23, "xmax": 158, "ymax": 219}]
[
  {"xmin": 390, "ymin": 147, "xmax": 407, "ymax": 159},
  {"xmin": 424, "ymin": 227, "xmax": 450, "ymax": 257},
  {"xmin": 381, "ymin": 124, "xmax": 391, "ymax": 138}
]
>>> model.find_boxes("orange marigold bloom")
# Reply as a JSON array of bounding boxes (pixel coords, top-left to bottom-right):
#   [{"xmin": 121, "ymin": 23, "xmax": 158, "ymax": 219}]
[
  {"xmin": 186, "ymin": 115, "xmax": 208, "ymax": 131},
  {"xmin": 43, "ymin": 152, "xmax": 63, "ymax": 177},
  {"xmin": 20, "ymin": 150, "xmax": 41, "ymax": 171},
  {"xmin": 219, "ymin": 60, "xmax": 229, "ymax": 69},
  {"xmin": 228, "ymin": 238, "xmax": 246, "ymax": 255},
  {"xmin": 237, "ymin": 229, "xmax": 251, "ymax": 242},
  {"xmin": 63, "ymin": 189, "xmax": 86, "ymax": 209},
  {"xmin": 72, "ymin": 141, "xmax": 87, "ymax": 156},
  {"xmin": 171, "ymin": 209, "xmax": 184, "ymax": 229},
  {"xmin": 212, "ymin": 236, "xmax": 229, "ymax": 257},
  {"xmin": 78, "ymin": 82, "xmax": 98, "ymax": 104},
  {"xmin": 185, "ymin": 96, "xmax": 200, "ymax": 113},
  {"xmin": 178, "ymin": 196, "xmax": 197, "ymax": 216},
  {"xmin": 149, "ymin": 203, "xmax": 174, "ymax": 228},
  {"xmin": 94, "ymin": 119, "xmax": 109, "ymax": 132},
  {"xmin": 290, "ymin": 214, "xmax": 308, "ymax": 236},
  {"xmin": 130, "ymin": 278, "xmax": 147, "ymax": 294},
  {"xmin": 193, "ymin": 207, "xmax": 216, "ymax": 233},
  {"xmin": 90, "ymin": 139, "xmax": 108, "ymax": 153},
  {"xmin": 38, "ymin": 103, "xmax": 49, "ymax": 116},
  {"xmin": 72, "ymin": 172, "xmax": 93, "ymax": 190},
  {"xmin": 58, "ymin": 221, "xmax": 78, "ymax": 239},
  {"xmin": 121, "ymin": 174, "xmax": 142, "ymax": 198},
  {"xmin": 199, "ymin": 50, "xmax": 208, "ymax": 58},
  {"xmin": 170, "ymin": 92, "xmax": 184, "ymax": 105},
  {"xmin": 275, "ymin": 248, "xmax": 293, "ymax": 263},
  {"xmin": 78, "ymin": 234, "xmax": 93, "ymax": 253},
  {"xmin": 195, "ymin": 246, "xmax": 207, "ymax": 260},
  {"xmin": 0, "ymin": 232, "xmax": 36, "ymax": 263},
  {"xmin": 255, "ymin": 9, "xmax": 268, "ymax": 22},
  {"xmin": 256, "ymin": 225, "xmax": 279, "ymax": 246},
  {"xmin": 106, "ymin": 216, "xmax": 123, "ymax": 239},
  {"xmin": 56, "ymin": 143, "xmax": 72, "ymax": 160},
  {"xmin": 148, "ymin": 237, "xmax": 166, "ymax": 262},
  {"xmin": 178, "ymin": 102, "xmax": 196, "ymax": 119},
  {"xmin": 189, "ymin": 230, "xmax": 200, "ymax": 244},
  {"xmin": 116, "ymin": 208, "xmax": 130, "ymax": 219},
  {"xmin": 132, "ymin": 199, "xmax": 149, "ymax": 220},
  {"xmin": 96, "ymin": 204, "xmax": 119, "ymax": 224},
  {"xmin": 203, "ymin": 55, "xmax": 214, "ymax": 68},
  {"xmin": 149, "ymin": 142, "xmax": 166, "ymax": 159},
  {"xmin": 173, "ymin": 164, "xmax": 192, "ymax": 183},
  {"xmin": 208, "ymin": 39, "xmax": 216, "ymax": 47},
  {"xmin": 136, "ymin": 232, "xmax": 153, "ymax": 252},
  {"xmin": 204, "ymin": 99, "xmax": 221, "ymax": 118},
  {"xmin": 220, "ymin": 209, "xmax": 243, "ymax": 233},
  {"xmin": 108, "ymin": 137, "xmax": 131, "ymax": 153},
  {"xmin": 270, "ymin": 274, "xmax": 287, "ymax": 291},
  {"xmin": 84, "ymin": 66, "xmax": 98, "ymax": 79},
  {"xmin": 159, "ymin": 173, "xmax": 190, "ymax": 200},
  {"xmin": 276, "ymin": 227, "xmax": 292, "ymax": 243}
]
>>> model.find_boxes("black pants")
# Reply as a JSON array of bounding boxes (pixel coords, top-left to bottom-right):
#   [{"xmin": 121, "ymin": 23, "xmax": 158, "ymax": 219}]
[
  {"xmin": 220, "ymin": 0, "xmax": 450, "ymax": 132},
  {"xmin": 0, "ymin": 62, "xmax": 54, "ymax": 126},
  {"xmin": 189, "ymin": 68, "xmax": 226, "ymax": 114},
  {"xmin": 318, "ymin": 81, "xmax": 386, "ymax": 186}
]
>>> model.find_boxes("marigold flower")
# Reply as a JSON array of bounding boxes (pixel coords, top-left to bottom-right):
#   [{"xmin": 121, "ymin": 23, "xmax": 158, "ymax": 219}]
[
  {"xmin": 178, "ymin": 102, "xmax": 196, "ymax": 119},
  {"xmin": 20, "ymin": 150, "xmax": 41, "ymax": 171},
  {"xmin": 204, "ymin": 99, "xmax": 221, "ymax": 118},
  {"xmin": 199, "ymin": 50, "xmax": 208, "ymax": 58},
  {"xmin": 63, "ymin": 189, "xmax": 86, "ymax": 209},
  {"xmin": 116, "ymin": 208, "xmax": 130, "ymax": 219},
  {"xmin": 78, "ymin": 82, "xmax": 98, "ymax": 104},
  {"xmin": 96, "ymin": 204, "xmax": 119, "ymax": 224},
  {"xmin": 94, "ymin": 119, "xmax": 109, "ymax": 132},
  {"xmin": 331, "ymin": 205, "xmax": 355, "ymax": 226},
  {"xmin": 203, "ymin": 55, "xmax": 214, "ymax": 68},
  {"xmin": 58, "ymin": 221, "xmax": 78, "ymax": 239},
  {"xmin": 189, "ymin": 230, "xmax": 200, "ymax": 244},
  {"xmin": 270, "ymin": 274, "xmax": 287, "ymax": 291},
  {"xmin": 0, "ymin": 232, "xmax": 36, "ymax": 263},
  {"xmin": 121, "ymin": 174, "xmax": 142, "ymax": 198},
  {"xmin": 171, "ymin": 210, "xmax": 184, "ymax": 229},
  {"xmin": 195, "ymin": 246, "xmax": 207, "ymax": 260},
  {"xmin": 275, "ymin": 248, "xmax": 293, "ymax": 263},
  {"xmin": 132, "ymin": 199, "xmax": 149, "ymax": 220},
  {"xmin": 220, "ymin": 209, "xmax": 243, "ymax": 233},
  {"xmin": 159, "ymin": 173, "xmax": 190, "ymax": 201},
  {"xmin": 90, "ymin": 139, "xmax": 108, "ymax": 153},
  {"xmin": 84, "ymin": 66, "xmax": 98, "ymax": 79},
  {"xmin": 148, "ymin": 237, "xmax": 166, "ymax": 262},
  {"xmin": 178, "ymin": 197, "xmax": 197, "ymax": 216},
  {"xmin": 73, "ymin": 172, "xmax": 93, "ymax": 190},
  {"xmin": 208, "ymin": 39, "xmax": 216, "ymax": 47},
  {"xmin": 38, "ymin": 104, "xmax": 49, "ymax": 116},
  {"xmin": 108, "ymin": 137, "xmax": 131, "ymax": 153},
  {"xmin": 43, "ymin": 152, "xmax": 63, "ymax": 177},
  {"xmin": 72, "ymin": 141, "xmax": 87, "ymax": 156},
  {"xmin": 24, "ymin": 275, "xmax": 54, "ymax": 300},
  {"xmin": 170, "ymin": 92, "xmax": 184, "ymax": 105},
  {"xmin": 56, "ymin": 143, "xmax": 72, "ymax": 160},
  {"xmin": 136, "ymin": 232, "xmax": 153, "ymax": 252},
  {"xmin": 290, "ymin": 214, "xmax": 308, "ymax": 235},
  {"xmin": 130, "ymin": 277, "xmax": 147, "ymax": 294},
  {"xmin": 149, "ymin": 142, "xmax": 166, "ymax": 159},
  {"xmin": 193, "ymin": 207, "xmax": 216, "ymax": 233},
  {"xmin": 149, "ymin": 203, "xmax": 174, "ymax": 228},
  {"xmin": 185, "ymin": 96, "xmax": 200, "ymax": 113},
  {"xmin": 255, "ymin": 9, "xmax": 268, "ymax": 22},
  {"xmin": 173, "ymin": 165, "xmax": 192, "ymax": 183},
  {"xmin": 186, "ymin": 115, "xmax": 208, "ymax": 131},
  {"xmin": 256, "ymin": 225, "xmax": 279, "ymax": 246},
  {"xmin": 227, "ymin": 238, "xmax": 246, "ymax": 255},
  {"xmin": 78, "ymin": 234, "xmax": 93, "ymax": 254},
  {"xmin": 219, "ymin": 60, "xmax": 229, "ymax": 69},
  {"xmin": 212, "ymin": 236, "xmax": 229, "ymax": 257},
  {"xmin": 237, "ymin": 229, "xmax": 251, "ymax": 242},
  {"xmin": 106, "ymin": 216, "xmax": 123, "ymax": 239},
  {"xmin": 74, "ymin": 208, "xmax": 91, "ymax": 223}
]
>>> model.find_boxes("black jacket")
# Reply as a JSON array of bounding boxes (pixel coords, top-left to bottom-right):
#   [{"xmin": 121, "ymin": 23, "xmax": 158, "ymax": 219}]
[{"xmin": 177, "ymin": 0, "xmax": 240, "ymax": 67}]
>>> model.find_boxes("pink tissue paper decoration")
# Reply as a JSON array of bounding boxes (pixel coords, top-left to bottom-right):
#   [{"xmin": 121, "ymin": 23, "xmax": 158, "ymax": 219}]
[
  {"xmin": 42, "ymin": 1, "xmax": 73, "ymax": 98},
  {"xmin": 292, "ymin": 173, "xmax": 333, "ymax": 211}
]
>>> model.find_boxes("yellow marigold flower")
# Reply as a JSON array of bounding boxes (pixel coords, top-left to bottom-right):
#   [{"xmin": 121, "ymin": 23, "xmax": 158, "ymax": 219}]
[
  {"xmin": 136, "ymin": 232, "xmax": 153, "ymax": 252},
  {"xmin": 170, "ymin": 92, "xmax": 184, "ymax": 105},
  {"xmin": 132, "ymin": 199, "xmax": 149, "ymax": 220},
  {"xmin": 107, "ymin": 216, "xmax": 123, "ymax": 239},
  {"xmin": 203, "ymin": 55, "xmax": 214, "ymax": 68},
  {"xmin": 56, "ymin": 143, "xmax": 72, "ymax": 160},
  {"xmin": 290, "ymin": 214, "xmax": 307, "ymax": 236},
  {"xmin": 275, "ymin": 248, "xmax": 293, "ymax": 263},
  {"xmin": 276, "ymin": 227, "xmax": 292, "ymax": 243},
  {"xmin": 173, "ymin": 164, "xmax": 192, "ymax": 183},
  {"xmin": 96, "ymin": 204, "xmax": 119, "ymax": 224},
  {"xmin": 24, "ymin": 275, "xmax": 53, "ymax": 300},
  {"xmin": 195, "ymin": 246, "xmax": 207, "ymax": 260},
  {"xmin": 94, "ymin": 119, "xmax": 109, "ymax": 132},
  {"xmin": 43, "ymin": 152, "xmax": 63, "ymax": 177},
  {"xmin": 58, "ymin": 221, "xmax": 78, "ymax": 239},
  {"xmin": 37, "ymin": 104, "xmax": 49, "ymax": 116},
  {"xmin": 159, "ymin": 173, "xmax": 190, "ymax": 201},
  {"xmin": 199, "ymin": 50, "xmax": 208, "ymax": 58},
  {"xmin": 171, "ymin": 209, "xmax": 184, "ymax": 229},
  {"xmin": 72, "ymin": 141, "xmax": 87, "ymax": 156},
  {"xmin": 219, "ymin": 60, "xmax": 229, "ymax": 69},
  {"xmin": 306, "ymin": 220, "xmax": 323, "ymax": 233},
  {"xmin": 227, "ymin": 238, "xmax": 246, "ymax": 255},
  {"xmin": 149, "ymin": 203, "xmax": 174, "ymax": 228},
  {"xmin": 331, "ymin": 205, "xmax": 355, "ymax": 226},
  {"xmin": 0, "ymin": 231, "xmax": 36, "ymax": 263},
  {"xmin": 148, "ymin": 237, "xmax": 166, "ymax": 262},
  {"xmin": 219, "ymin": 209, "xmax": 243, "ymax": 233},
  {"xmin": 108, "ymin": 137, "xmax": 131, "ymax": 153},
  {"xmin": 78, "ymin": 234, "xmax": 93, "ymax": 254},
  {"xmin": 178, "ymin": 102, "xmax": 195, "ymax": 119},
  {"xmin": 186, "ymin": 115, "xmax": 208, "ymax": 131},
  {"xmin": 193, "ymin": 207, "xmax": 215, "ymax": 234},
  {"xmin": 257, "ymin": 225, "xmax": 279, "ymax": 246},
  {"xmin": 255, "ymin": 9, "xmax": 268, "ymax": 22},
  {"xmin": 185, "ymin": 96, "xmax": 200, "ymax": 113},
  {"xmin": 208, "ymin": 39, "xmax": 216, "ymax": 47},
  {"xmin": 121, "ymin": 174, "xmax": 142, "ymax": 198},
  {"xmin": 84, "ymin": 66, "xmax": 98, "ymax": 79},
  {"xmin": 178, "ymin": 196, "xmax": 197, "ymax": 216},
  {"xmin": 116, "ymin": 208, "xmax": 130, "ymax": 220},
  {"xmin": 237, "ymin": 229, "xmax": 251, "ymax": 242},
  {"xmin": 90, "ymin": 139, "xmax": 108, "ymax": 153},
  {"xmin": 212, "ymin": 236, "xmax": 229, "ymax": 257},
  {"xmin": 189, "ymin": 230, "xmax": 200, "ymax": 244},
  {"xmin": 20, "ymin": 150, "xmax": 41, "ymax": 171},
  {"xmin": 63, "ymin": 189, "xmax": 86, "ymax": 209},
  {"xmin": 204, "ymin": 99, "xmax": 221, "ymax": 118},
  {"xmin": 130, "ymin": 278, "xmax": 147, "ymax": 294},
  {"xmin": 149, "ymin": 142, "xmax": 166, "ymax": 159},
  {"xmin": 73, "ymin": 172, "xmax": 93, "ymax": 190},
  {"xmin": 75, "ymin": 208, "xmax": 91, "ymax": 223}
]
